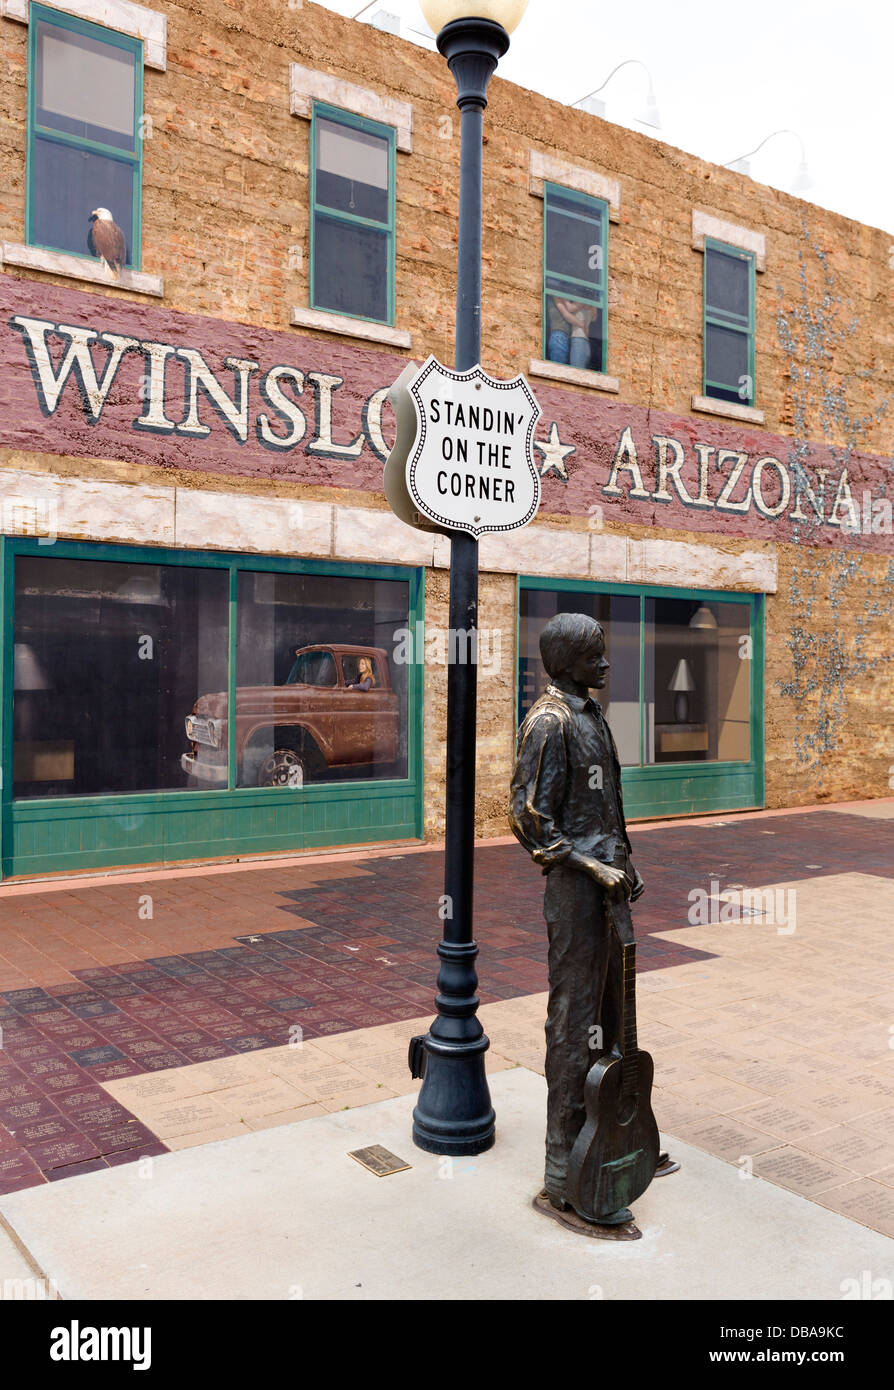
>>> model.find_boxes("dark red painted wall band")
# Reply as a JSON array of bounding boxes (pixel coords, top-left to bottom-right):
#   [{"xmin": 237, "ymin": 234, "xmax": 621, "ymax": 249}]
[{"xmin": 1, "ymin": 276, "xmax": 891, "ymax": 553}]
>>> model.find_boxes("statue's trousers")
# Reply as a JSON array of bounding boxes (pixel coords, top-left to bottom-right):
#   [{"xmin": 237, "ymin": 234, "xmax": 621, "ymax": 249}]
[{"xmin": 542, "ymin": 863, "xmax": 622, "ymax": 1201}]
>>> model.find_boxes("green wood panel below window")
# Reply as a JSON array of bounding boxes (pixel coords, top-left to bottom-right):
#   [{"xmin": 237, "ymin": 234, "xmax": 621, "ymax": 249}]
[{"xmin": 5, "ymin": 782, "xmax": 421, "ymax": 878}]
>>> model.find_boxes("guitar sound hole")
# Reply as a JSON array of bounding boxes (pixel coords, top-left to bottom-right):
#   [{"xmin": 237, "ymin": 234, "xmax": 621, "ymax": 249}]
[{"xmin": 618, "ymin": 1095, "xmax": 637, "ymax": 1126}]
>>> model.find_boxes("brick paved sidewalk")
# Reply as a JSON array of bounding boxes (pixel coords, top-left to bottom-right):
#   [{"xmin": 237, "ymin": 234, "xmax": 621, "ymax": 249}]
[{"xmin": 0, "ymin": 801, "xmax": 892, "ymax": 1240}]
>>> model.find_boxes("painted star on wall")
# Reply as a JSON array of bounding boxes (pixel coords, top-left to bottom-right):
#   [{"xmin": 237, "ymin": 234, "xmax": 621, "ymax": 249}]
[{"xmin": 534, "ymin": 422, "xmax": 575, "ymax": 479}]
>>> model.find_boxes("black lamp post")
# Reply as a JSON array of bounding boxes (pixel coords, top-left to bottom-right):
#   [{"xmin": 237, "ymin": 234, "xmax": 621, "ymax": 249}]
[{"xmin": 410, "ymin": 0, "xmax": 528, "ymax": 1156}]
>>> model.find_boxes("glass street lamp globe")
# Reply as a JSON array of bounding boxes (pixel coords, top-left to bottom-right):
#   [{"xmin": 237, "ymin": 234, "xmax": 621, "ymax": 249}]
[{"xmin": 420, "ymin": 0, "xmax": 529, "ymax": 34}]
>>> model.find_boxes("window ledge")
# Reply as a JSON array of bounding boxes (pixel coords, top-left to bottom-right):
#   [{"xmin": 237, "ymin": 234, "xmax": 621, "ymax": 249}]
[
  {"xmin": 529, "ymin": 358, "xmax": 620, "ymax": 393},
  {"xmin": 691, "ymin": 394, "xmax": 765, "ymax": 425},
  {"xmin": 290, "ymin": 305, "xmax": 411, "ymax": 349},
  {"xmin": 1, "ymin": 242, "xmax": 164, "ymax": 297},
  {"xmin": 1, "ymin": 0, "xmax": 167, "ymax": 70}
]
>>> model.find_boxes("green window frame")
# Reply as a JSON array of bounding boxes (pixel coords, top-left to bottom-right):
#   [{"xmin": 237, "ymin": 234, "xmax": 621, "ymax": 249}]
[
  {"xmin": 26, "ymin": 2, "xmax": 144, "ymax": 268},
  {"xmin": 703, "ymin": 237, "xmax": 756, "ymax": 408},
  {"xmin": 542, "ymin": 180, "xmax": 609, "ymax": 373},
  {"xmin": 309, "ymin": 101, "xmax": 397, "ymax": 327},
  {"xmin": 0, "ymin": 537, "xmax": 425, "ymax": 879},
  {"xmin": 516, "ymin": 576, "xmax": 765, "ymax": 821}
]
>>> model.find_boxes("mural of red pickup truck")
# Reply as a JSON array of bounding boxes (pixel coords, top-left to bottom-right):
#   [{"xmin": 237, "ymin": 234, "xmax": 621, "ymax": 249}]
[{"xmin": 181, "ymin": 644, "xmax": 400, "ymax": 788}]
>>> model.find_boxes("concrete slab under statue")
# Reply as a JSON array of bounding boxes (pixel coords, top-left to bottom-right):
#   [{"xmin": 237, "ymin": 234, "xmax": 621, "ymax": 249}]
[{"xmin": 384, "ymin": 355, "xmax": 542, "ymax": 537}]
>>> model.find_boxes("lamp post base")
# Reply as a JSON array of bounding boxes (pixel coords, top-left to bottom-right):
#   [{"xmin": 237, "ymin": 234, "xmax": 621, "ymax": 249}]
[
  {"xmin": 411, "ymin": 1034, "xmax": 495, "ymax": 1156},
  {"xmin": 409, "ymin": 935, "xmax": 495, "ymax": 1155}
]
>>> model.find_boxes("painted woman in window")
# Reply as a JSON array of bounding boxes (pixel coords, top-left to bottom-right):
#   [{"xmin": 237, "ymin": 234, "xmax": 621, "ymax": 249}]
[
  {"xmin": 346, "ymin": 656, "xmax": 376, "ymax": 691},
  {"xmin": 547, "ymin": 296, "xmax": 594, "ymax": 370}
]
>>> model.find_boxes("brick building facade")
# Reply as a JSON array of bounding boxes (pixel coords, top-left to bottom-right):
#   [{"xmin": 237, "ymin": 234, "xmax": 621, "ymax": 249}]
[{"xmin": 0, "ymin": 0, "xmax": 891, "ymax": 878}]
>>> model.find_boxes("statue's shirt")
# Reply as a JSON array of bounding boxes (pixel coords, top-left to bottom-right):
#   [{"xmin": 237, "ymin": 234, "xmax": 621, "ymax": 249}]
[{"xmin": 509, "ymin": 684, "xmax": 633, "ymax": 873}]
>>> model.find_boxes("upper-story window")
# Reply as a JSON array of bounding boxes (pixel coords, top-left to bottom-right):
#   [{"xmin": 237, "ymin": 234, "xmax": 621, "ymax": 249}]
[
  {"xmin": 543, "ymin": 181, "xmax": 608, "ymax": 374},
  {"xmin": 27, "ymin": 3, "xmax": 143, "ymax": 271},
  {"xmin": 703, "ymin": 238, "xmax": 756, "ymax": 408},
  {"xmin": 310, "ymin": 103, "xmax": 396, "ymax": 326}
]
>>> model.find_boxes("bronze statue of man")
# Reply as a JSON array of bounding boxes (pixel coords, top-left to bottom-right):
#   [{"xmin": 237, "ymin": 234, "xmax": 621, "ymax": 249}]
[{"xmin": 509, "ymin": 612, "xmax": 676, "ymax": 1231}]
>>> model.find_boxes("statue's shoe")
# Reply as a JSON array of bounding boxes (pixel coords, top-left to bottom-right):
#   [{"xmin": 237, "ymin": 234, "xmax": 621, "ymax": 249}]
[
  {"xmin": 533, "ymin": 1190, "xmax": 641, "ymax": 1241},
  {"xmin": 587, "ymin": 1205, "xmax": 634, "ymax": 1225},
  {"xmin": 546, "ymin": 1192, "xmax": 631, "ymax": 1222}
]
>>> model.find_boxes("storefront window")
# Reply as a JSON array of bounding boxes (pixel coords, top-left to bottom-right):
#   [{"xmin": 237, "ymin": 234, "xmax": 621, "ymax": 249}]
[
  {"xmin": 644, "ymin": 597, "xmax": 751, "ymax": 763},
  {"xmin": 12, "ymin": 556, "xmax": 414, "ymax": 800},
  {"xmin": 13, "ymin": 557, "xmax": 228, "ymax": 798},
  {"xmin": 231, "ymin": 571, "xmax": 409, "ymax": 787},
  {"xmin": 518, "ymin": 587, "xmax": 640, "ymax": 765},
  {"xmin": 519, "ymin": 585, "xmax": 756, "ymax": 773}
]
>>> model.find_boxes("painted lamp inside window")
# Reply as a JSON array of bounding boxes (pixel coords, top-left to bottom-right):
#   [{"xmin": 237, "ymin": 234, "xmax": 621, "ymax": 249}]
[{"xmin": 28, "ymin": 8, "xmax": 141, "ymax": 269}]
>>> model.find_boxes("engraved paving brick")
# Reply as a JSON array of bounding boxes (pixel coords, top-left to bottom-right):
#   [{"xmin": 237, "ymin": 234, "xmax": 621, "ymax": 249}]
[{"xmin": 67, "ymin": 1046, "xmax": 127, "ymax": 1069}]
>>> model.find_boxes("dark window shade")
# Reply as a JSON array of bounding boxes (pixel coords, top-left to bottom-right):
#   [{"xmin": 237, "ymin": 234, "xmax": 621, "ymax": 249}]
[
  {"xmin": 705, "ymin": 245, "xmax": 751, "ymax": 322},
  {"xmin": 705, "ymin": 322, "xmax": 750, "ymax": 397},
  {"xmin": 313, "ymin": 215, "xmax": 389, "ymax": 323},
  {"xmin": 545, "ymin": 203, "xmax": 604, "ymax": 298},
  {"xmin": 31, "ymin": 138, "xmax": 135, "ymax": 262}
]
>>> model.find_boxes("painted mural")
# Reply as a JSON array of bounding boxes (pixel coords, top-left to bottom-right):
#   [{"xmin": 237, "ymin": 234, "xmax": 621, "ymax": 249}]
[{"xmin": 1, "ymin": 276, "xmax": 892, "ymax": 555}]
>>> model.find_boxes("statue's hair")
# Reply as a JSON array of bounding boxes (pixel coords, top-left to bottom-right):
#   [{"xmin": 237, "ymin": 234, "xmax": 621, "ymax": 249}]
[{"xmin": 539, "ymin": 612, "xmax": 604, "ymax": 679}]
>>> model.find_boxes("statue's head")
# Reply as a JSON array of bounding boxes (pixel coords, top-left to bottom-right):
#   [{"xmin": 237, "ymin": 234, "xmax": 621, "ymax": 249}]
[{"xmin": 539, "ymin": 612, "xmax": 609, "ymax": 690}]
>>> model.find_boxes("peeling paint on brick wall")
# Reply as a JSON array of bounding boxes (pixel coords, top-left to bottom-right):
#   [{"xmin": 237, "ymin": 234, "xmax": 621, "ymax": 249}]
[{"xmin": 775, "ymin": 226, "xmax": 894, "ymax": 787}]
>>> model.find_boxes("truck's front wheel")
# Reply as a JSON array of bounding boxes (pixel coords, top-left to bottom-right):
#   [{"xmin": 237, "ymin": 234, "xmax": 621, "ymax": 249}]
[{"xmin": 258, "ymin": 748, "xmax": 306, "ymax": 788}]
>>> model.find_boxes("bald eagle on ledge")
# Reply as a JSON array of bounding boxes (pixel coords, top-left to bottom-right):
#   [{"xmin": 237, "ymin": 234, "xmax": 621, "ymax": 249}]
[{"xmin": 87, "ymin": 208, "xmax": 126, "ymax": 280}]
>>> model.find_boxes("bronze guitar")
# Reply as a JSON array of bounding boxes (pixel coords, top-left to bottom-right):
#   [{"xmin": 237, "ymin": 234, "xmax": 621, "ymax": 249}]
[{"xmin": 565, "ymin": 896, "xmax": 659, "ymax": 1223}]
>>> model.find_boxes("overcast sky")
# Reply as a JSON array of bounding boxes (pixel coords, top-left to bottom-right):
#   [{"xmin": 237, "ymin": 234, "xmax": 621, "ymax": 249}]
[{"xmin": 320, "ymin": 0, "xmax": 892, "ymax": 237}]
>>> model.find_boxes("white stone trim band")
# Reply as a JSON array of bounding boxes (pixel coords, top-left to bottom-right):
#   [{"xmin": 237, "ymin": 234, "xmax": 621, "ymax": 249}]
[
  {"xmin": 692, "ymin": 210, "xmax": 766, "ymax": 271},
  {"xmin": 1, "ymin": 0, "xmax": 166, "ymax": 70},
  {"xmin": 290, "ymin": 63, "xmax": 413, "ymax": 152},
  {"xmin": 0, "ymin": 466, "xmax": 778, "ymax": 594}
]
